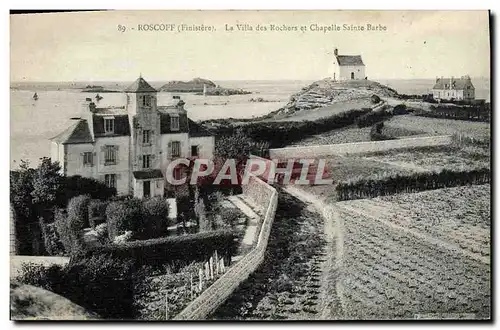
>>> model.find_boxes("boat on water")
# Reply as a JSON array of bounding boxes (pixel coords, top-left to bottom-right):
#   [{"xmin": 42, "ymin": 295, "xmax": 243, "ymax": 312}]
[
  {"xmin": 95, "ymin": 93, "xmax": 103, "ymax": 101},
  {"xmin": 32, "ymin": 92, "xmax": 38, "ymax": 101}
]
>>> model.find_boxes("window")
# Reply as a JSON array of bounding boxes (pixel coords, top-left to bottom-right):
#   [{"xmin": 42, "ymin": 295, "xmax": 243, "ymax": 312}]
[
  {"xmin": 142, "ymin": 95, "xmax": 151, "ymax": 107},
  {"xmin": 142, "ymin": 130, "xmax": 151, "ymax": 145},
  {"xmin": 143, "ymin": 154, "xmax": 152, "ymax": 169},
  {"xmin": 171, "ymin": 141, "xmax": 181, "ymax": 157},
  {"xmin": 170, "ymin": 115, "xmax": 180, "ymax": 131},
  {"xmin": 83, "ymin": 152, "xmax": 93, "ymax": 166},
  {"xmin": 105, "ymin": 174, "xmax": 117, "ymax": 189},
  {"xmin": 104, "ymin": 146, "xmax": 117, "ymax": 165},
  {"xmin": 104, "ymin": 118, "xmax": 115, "ymax": 134},
  {"xmin": 191, "ymin": 145, "xmax": 199, "ymax": 157}
]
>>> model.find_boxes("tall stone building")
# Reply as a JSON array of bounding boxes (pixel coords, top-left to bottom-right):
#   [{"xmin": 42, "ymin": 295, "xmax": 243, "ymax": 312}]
[{"xmin": 50, "ymin": 77, "xmax": 215, "ymax": 198}]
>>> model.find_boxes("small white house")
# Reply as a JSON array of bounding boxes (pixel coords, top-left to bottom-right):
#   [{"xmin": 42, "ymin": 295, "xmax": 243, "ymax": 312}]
[
  {"xmin": 431, "ymin": 76, "xmax": 475, "ymax": 101},
  {"xmin": 332, "ymin": 48, "xmax": 366, "ymax": 81},
  {"xmin": 50, "ymin": 76, "xmax": 215, "ymax": 199}
]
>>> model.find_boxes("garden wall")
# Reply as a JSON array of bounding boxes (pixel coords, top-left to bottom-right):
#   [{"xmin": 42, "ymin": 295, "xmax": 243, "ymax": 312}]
[
  {"xmin": 174, "ymin": 176, "xmax": 278, "ymax": 320},
  {"xmin": 269, "ymin": 135, "xmax": 452, "ymax": 159}
]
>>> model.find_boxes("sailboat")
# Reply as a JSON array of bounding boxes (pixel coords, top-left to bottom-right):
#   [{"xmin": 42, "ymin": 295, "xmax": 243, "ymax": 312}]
[
  {"xmin": 32, "ymin": 92, "xmax": 38, "ymax": 101},
  {"xmin": 95, "ymin": 93, "xmax": 103, "ymax": 101}
]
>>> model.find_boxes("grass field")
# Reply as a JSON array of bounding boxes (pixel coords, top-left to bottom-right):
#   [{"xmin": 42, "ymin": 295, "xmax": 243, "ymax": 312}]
[
  {"xmin": 385, "ymin": 115, "xmax": 490, "ymax": 138},
  {"xmin": 336, "ymin": 184, "xmax": 491, "ymax": 319}
]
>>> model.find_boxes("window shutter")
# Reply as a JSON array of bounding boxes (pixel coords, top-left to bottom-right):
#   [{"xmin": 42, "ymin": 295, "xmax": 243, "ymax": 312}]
[{"xmin": 167, "ymin": 141, "xmax": 172, "ymax": 159}]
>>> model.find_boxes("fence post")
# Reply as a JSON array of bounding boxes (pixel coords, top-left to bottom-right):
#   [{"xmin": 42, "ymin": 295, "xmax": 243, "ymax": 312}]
[
  {"xmin": 209, "ymin": 257, "xmax": 214, "ymax": 280},
  {"xmin": 198, "ymin": 268, "xmax": 203, "ymax": 292},
  {"xmin": 205, "ymin": 262, "xmax": 210, "ymax": 280},
  {"xmin": 214, "ymin": 250, "xmax": 219, "ymax": 275}
]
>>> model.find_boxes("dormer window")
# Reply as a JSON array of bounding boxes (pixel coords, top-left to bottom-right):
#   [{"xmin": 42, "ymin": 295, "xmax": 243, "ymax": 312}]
[
  {"xmin": 170, "ymin": 114, "xmax": 180, "ymax": 131},
  {"xmin": 142, "ymin": 95, "xmax": 152, "ymax": 107},
  {"xmin": 104, "ymin": 117, "xmax": 115, "ymax": 134}
]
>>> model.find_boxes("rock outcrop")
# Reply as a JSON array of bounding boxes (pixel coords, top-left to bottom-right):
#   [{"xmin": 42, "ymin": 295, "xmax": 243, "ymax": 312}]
[{"xmin": 270, "ymin": 78, "xmax": 399, "ymax": 117}]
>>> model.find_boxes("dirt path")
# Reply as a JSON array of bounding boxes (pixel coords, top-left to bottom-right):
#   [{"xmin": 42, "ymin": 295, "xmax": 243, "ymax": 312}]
[{"xmin": 284, "ymin": 186, "xmax": 345, "ymax": 319}]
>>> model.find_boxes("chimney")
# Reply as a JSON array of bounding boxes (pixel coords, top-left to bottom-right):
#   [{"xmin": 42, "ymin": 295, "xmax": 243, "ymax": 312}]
[
  {"xmin": 436, "ymin": 76, "xmax": 439, "ymax": 83},
  {"xmin": 89, "ymin": 102, "xmax": 97, "ymax": 113},
  {"xmin": 177, "ymin": 99, "xmax": 185, "ymax": 110},
  {"xmin": 334, "ymin": 48, "xmax": 338, "ymax": 56}
]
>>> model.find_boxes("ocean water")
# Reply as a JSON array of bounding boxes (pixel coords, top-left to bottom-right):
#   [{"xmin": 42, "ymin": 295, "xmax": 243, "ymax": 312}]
[{"xmin": 10, "ymin": 78, "xmax": 490, "ymax": 168}]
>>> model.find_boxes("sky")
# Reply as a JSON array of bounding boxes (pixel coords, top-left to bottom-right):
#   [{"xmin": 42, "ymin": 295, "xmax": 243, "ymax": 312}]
[{"xmin": 10, "ymin": 10, "xmax": 490, "ymax": 82}]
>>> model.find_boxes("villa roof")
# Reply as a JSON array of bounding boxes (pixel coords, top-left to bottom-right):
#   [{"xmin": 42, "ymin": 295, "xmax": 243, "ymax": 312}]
[
  {"xmin": 50, "ymin": 119, "xmax": 94, "ymax": 144},
  {"xmin": 125, "ymin": 77, "xmax": 157, "ymax": 93},
  {"xmin": 432, "ymin": 77, "xmax": 475, "ymax": 90},
  {"xmin": 335, "ymin": 55, "xmax": 365, "ymax": 66}
]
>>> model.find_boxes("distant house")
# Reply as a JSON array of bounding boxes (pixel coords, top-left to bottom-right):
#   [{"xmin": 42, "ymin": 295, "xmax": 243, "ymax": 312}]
[
  {"xmin": 50, "ymin": 76, "xmax": 215, "ymax": 199},
  {"xmin": 431, "ymin": 76, "xmax": 475, "ymax": 101},
  {"xmin": 332, "ymin": 48, "xmax": 366, "ymax": 81}
]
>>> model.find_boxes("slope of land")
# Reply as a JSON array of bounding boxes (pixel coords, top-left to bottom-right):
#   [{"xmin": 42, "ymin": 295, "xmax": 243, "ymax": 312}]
[
  {"xmin": 10, "ymin": 282, "xmax": 99, "ymax": 320},
  {"xmin": 267, "ymin": 79, "xmax": 398, "ymax": 120}
]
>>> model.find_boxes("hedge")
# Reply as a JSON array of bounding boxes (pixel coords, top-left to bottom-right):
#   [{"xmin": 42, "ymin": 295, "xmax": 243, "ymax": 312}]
[
  {"xmin": 415, "ymin": 104, "xmax": 490, "ymax": 122},
  {"xmin": 206, "ymin": 108, "xmax": 372, "ymax": 148},
  {"xmin": 336, "ymin": 167, "xmax": 490, "ymax": 201},
  {"xmin": 84, "ymin": 229, "xmax": 236, "ymax": 269}
]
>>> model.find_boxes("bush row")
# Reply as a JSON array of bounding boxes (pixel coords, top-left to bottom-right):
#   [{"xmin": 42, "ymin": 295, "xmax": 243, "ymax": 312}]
[
  {"xmin": 206, "ymin": 108, "xmax": 372, "ymax": 148},
  {"xmin": 416, "ymin": 105, "xmax": 490, "ymax": 122},
  {"xmin": 336, "ymin": 167, "xmax": 490, "ymax": 201},
  {"xmin": 84, "ymin": 229, "xmax": 236, "ymax": 269}
]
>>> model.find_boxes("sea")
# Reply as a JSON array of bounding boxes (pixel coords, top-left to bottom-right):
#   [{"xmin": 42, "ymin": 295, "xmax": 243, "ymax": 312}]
[{"xmin": 10, "ymin": 78, "xmax": 490, "ymax": 168}]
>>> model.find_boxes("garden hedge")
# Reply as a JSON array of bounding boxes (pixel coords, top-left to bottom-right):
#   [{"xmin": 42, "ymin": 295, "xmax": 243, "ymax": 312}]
[{"xmin": 84, "ymin": 229, "xmax": 236, "ymax": 268}]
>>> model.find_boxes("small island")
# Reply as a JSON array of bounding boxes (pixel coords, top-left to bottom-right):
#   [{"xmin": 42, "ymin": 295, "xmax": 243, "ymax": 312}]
[
  {"xmin": 159, "ymin": 77, "xmax": 252, "ymax": 95},
  {"xmin": 81, "ymin": 85, "xmax": 120, "ymax": 93}
]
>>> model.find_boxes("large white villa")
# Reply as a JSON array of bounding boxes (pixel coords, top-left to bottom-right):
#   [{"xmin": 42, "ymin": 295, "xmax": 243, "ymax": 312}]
[{"xmin": 50, "ymin": 77, "xmax": 215, "ymax": 198}]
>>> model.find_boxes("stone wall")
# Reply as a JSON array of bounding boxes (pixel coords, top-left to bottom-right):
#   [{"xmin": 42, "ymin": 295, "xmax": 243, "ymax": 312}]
[
  {"xmin": 173, "ymin": 177, "xmax": 278, "ymax": 320},
  {"xmin": 269, "ymin": 135, "xmax": 452, "ymax": 159}
]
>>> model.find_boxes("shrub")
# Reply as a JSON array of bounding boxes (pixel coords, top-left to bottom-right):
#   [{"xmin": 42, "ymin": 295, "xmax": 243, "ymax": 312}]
[
  {"xmin": 39, "ymin": 217, "xmax": 65, "ymax": 256},
  {"xmin": 371, "ymin": 94, "xmax": 381, "ymax": 104},
  {"xmin": 67, "ymin": 195, "xmax": 91, "ymax": 230},
  {"xmin": 356, "ymin": 110, "xmax": 392, "ymax": 128},
  {"xmin": 393, "ymin": 104, "xmax": 408, "ymax": 115},
  {"xmin": 53, "ymin": 208, "xmax": 82, "ymax": 255},
  {"xmin": 370, "ymin": 122, "xmax": 394, "ymax": 141},
  {"xmin": 106, "ymin": 199, "xmax": 143, "ymax": 239},
  {"xmin": 85, "ymin": 229, "xmax": 236, "ymax": 270},
  {"xmin": 15, "ymin": 262, "xmax": 64, "ymax": 291},
  {"xmin": 141, "ymin": 197, "xmax": 171, "ymax": 238},
  {"xmin": 220, "ymin": 208, "xmax": 241, "ymax": 229},
  {"xmin": 88, "ymin": 199, "xmax": 109, "ymax": 228},
  {"xmin": 58, "ymin": 175, "xmax": 116, "ymax": 207}
]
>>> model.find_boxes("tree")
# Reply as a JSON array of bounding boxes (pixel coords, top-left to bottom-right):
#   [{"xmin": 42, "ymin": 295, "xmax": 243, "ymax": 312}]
[{"xmin": 31, "ymin": 157, "xmax": 62, "ymax": 211}]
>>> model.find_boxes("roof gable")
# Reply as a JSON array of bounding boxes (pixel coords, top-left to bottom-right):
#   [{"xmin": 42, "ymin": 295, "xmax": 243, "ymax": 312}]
[
  {"xmin": 93, "ymin": 115, "xmax": 131, "ymax": 137},
  {"xmin": 335, "ymin": 55, "xmax": 364, "ymax": 66},
  {"xmin": 125, "ymin": 77, "xmax": 157, "ymax": 93},
  {"xmin": 50, "ymin": 120, "xmax": 93, "ymax": 144}
]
